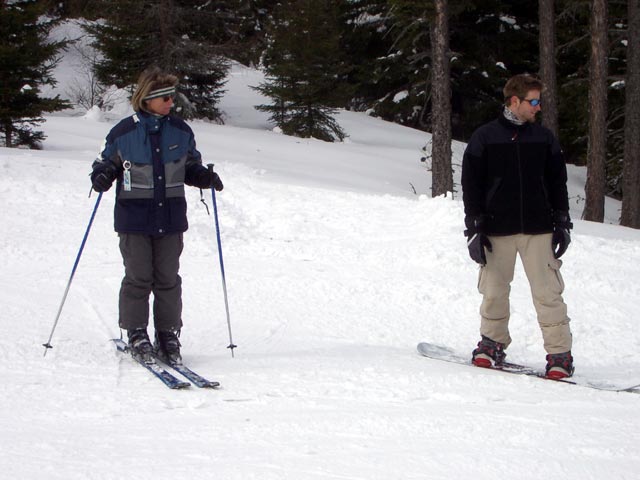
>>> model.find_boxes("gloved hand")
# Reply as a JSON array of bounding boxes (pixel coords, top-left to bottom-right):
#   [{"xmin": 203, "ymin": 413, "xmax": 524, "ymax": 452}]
[
  {"xmin": 91, "ymin": 165, "xmax": 117, "ymax": 192},
  {"xmin": 552, "ymin": 211, "xmax": 573, "ymax": 259},
  {"xmin": 195, "ymin": 169, "xmax": 224, "ymax": 191},
  {"xmin": 465, "ymin": 216, "xmax": 492, "ymax": 266},
  {"xmin": 210, "ymin": 171, "xmax": 224, "ymax": 191},
  {"xmin": 467, "ymin": 232, "xmax": 492, "ymax": 265}
]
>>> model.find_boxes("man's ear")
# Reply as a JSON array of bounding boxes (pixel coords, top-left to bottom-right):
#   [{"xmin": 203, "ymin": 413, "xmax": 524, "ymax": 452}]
[{"xmin": 506, "ymin": 95, "xmax": 518, "ymax": 107}]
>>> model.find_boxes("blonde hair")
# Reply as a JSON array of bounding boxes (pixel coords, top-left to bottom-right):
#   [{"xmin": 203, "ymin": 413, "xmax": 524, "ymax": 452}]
[{"xmin": 130, "ymin": 66, "xmax": 179, "ymax": 112}]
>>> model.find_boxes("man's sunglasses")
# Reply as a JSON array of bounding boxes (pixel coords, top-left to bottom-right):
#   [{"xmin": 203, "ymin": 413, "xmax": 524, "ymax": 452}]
[{"xmin": 522, "ymin": 98, "xmax": 541, "ymax": 107}]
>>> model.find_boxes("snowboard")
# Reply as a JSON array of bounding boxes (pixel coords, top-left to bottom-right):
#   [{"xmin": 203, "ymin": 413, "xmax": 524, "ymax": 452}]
[{"xmin": 416, "ymin": 342, "xmax": 640, "ymax": 393}]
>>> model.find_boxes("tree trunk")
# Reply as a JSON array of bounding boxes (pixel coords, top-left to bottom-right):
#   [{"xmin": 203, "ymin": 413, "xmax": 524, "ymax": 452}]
[
  {"xmin": 430, "ymin": 0, "xmax": 453, "ymax": 198},
  {"xmin": 582, "ymin": 0, "xmax": 608, "ymax": 222},
  {"xmin": 621, "ymin": 0, "xmax": 640, "ymax": 228},
  {"xmin": 538, "ymin": 0, "xmax": 559, "ymax": 138},
  {"xmin": 2, "ymin": 123, "xmax": 12, "ymax": 148}
]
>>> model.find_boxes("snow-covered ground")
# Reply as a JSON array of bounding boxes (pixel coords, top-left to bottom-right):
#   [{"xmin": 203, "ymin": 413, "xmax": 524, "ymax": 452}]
[{"xmin": 1, "ymin": 23, "xmax": 639, "ymax": 480}]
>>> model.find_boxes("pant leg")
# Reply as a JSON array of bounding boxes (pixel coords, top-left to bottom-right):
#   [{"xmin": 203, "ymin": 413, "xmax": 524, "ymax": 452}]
[
  {"xmin": 118, "ymin": 233, "xmax": 153, "ymax": 330},
  {"xmin": 151, "ymin": 233, "xmax": 183, "ymax": 333},
  {"xmin": 518, "ymin": 233, "xmax": 572, "ymax": 354},
  {"xmin": 478, "ymin": 235, "xmax": 518, "ymax": 347}
]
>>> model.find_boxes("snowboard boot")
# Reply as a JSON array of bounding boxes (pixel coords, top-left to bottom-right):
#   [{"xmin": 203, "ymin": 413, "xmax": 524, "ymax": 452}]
[
  {"xmin": 472, "ymin": 335, "xmax": 506, "ymax": 368},
  {"xmin": 545, "ymin": 351, "xmax": 574, "ymax": 380},
  {"xmin": 155, "ymin": 330, "xmax": 182, "ymax": 365},
  {"xmin": 128, "ymin": 328, "xmax": 154, "ymax": 363}
]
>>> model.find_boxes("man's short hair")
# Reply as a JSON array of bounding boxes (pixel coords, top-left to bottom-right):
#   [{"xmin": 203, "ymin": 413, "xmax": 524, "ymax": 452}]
[{"xmin": 503, "ymin": 74, "xmax": 544, "ymax": 105}]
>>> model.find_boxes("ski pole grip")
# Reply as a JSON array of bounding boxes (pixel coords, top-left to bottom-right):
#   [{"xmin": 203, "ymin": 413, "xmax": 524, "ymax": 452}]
[{"xmin": 207, "ymin": 163, "xmax": 214, "ymax": 173}]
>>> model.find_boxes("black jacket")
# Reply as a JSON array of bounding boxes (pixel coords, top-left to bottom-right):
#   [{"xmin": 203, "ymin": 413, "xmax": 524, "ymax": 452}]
[{"xmin": 461, "ymin": 114, "xmax": 569, "ymax": 236}]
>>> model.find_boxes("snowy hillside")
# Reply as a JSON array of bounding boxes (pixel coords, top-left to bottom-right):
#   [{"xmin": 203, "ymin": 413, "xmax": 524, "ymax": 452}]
[{"xmin": 1, "ymin": 23, "xmax": 639, "ymax": 480}]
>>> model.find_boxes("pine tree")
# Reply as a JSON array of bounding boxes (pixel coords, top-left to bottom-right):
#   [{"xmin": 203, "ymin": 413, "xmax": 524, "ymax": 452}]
[
  {"xmin": 368, "ymin": 0, "xmax": 431, "ymax": 129},
  {"xmin": 83, "ymin": 1, "xmax": 153, "ymax": 88},
  {"xmin": 357, "ymin": 1, "xmax": 539, "ymax": 139},
  {"xmin": 450, "ymin": 1, "xmax": 539, "ymax": 139},
  {"xmin": 85, "ymin": 0, "xmax": 230, "ymax": 121},
  {"xmin": 338, "ymin": 0, "xmax": 397, "ymax": 112},
  {"xmin": 254, "ymin": 0, "xmax": 350, "ymax": 142},
  {"xmin": 0, "ymin": 0, "xmax": 69, "ymax": 148},
  {"xmin": 229, "ymin": 0, "xmax": 274, "ymax": 66},
  {"xmin": 555, "ymin": 0, "xmax": 627, "ymax": 198}
]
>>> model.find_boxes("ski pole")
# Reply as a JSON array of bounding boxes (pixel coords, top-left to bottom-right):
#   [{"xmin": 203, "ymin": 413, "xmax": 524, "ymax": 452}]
[
  {"xmin": 208, "ymin": 164, "xmax": 237, "ymax": 358},
  {"xmin": 43, "ymin": 192, "xmax": 103, "ymax": 356}
]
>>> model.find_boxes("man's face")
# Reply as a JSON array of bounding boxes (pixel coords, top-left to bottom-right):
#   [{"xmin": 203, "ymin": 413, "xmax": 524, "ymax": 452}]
[{"xmin": 509, "ymin": 89, "xmax": 541, "ymax": 123}]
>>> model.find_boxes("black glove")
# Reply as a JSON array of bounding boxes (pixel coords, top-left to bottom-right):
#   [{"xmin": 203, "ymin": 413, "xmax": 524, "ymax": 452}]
[
  {"xmin": 210, "ymin": 171, "xmax": 224, "ymax": 191},
  {"xmin": 91, "ymin": 165, "xmax": 117, "ymax": 192},
  {"xmin": 465, "ymin": 216, "xmax": 492, "ymax": 266},
  {"xmin": 552, "ymin": 211, "xmax": 573, "ymax": 259},
  {"xmin": 195, "ymin": 169, "xmax": 224, "ymax": 191},
  {"xmin": 468, "ymin": 232, "xmax": 492, "ymax": 265}
]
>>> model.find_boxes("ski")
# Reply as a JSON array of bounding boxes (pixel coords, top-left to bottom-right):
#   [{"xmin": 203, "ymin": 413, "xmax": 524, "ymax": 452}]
[
  {"xmin": 154, "ymin": 356, "xmax": 220, "ymax": 388},
  {"xmin": 417, "ymin": 342, "xmax": 640, "ymax": 394},
  {"xmin": 112, "ymin": 339, "xmax": 190, "ymax": 389}
]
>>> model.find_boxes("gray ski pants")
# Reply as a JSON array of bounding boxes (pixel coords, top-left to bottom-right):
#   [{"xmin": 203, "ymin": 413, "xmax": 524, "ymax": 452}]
[
  {"xmin": 477, "ymin": 233, "xmax": 572, "ymax": 354},
  {"xmin": 118, "ymin": 233, "xmax": 183, "ymax": 333}
]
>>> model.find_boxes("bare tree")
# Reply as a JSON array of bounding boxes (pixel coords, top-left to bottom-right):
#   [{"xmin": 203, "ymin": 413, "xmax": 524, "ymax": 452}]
[
  {"xmin": 429, "ymin": 0, "xmax": 453, "ymax": 197},
  {"xmin": 539, "ymin": 0, "xmax": 559, "ymax": 138},
  {"xmin": 65, "ymin": 35, "xmax": 106, "ymax": 109},
  {"xmin": 582, "ymin": 0, "xmax": 608, "ymax": 222},
  {"xmin": 621, "ymin": 0, "xmax": 640, "ymax": 228}
]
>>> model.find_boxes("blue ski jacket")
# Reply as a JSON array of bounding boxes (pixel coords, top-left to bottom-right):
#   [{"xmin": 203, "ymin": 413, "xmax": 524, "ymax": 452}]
[{"xmin": 92, "ymin": 111, "xmax": 210, "ymax": 235}]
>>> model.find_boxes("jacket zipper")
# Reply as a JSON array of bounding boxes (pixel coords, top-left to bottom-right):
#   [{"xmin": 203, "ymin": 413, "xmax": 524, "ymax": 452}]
[{"xmin": 513, "ymin": 131, "xmax": 524, "ymax": 233}]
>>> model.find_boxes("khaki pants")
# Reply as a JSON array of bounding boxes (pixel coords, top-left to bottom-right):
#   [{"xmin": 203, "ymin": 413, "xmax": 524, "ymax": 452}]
[{"xmin": 478, "ymin": 233, "xmax": 572, "ymax": 354}]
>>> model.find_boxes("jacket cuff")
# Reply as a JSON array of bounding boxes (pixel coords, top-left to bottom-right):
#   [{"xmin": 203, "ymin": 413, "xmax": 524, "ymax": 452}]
[{"xmin": 552, "ymin": 210, "xmax": 573, "ymax": 230}]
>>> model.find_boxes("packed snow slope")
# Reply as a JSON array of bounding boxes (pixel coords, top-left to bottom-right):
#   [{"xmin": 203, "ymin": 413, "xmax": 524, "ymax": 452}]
[{"xmin": 2, "ymin": 33, "xmax": 640, "ymax": 479}]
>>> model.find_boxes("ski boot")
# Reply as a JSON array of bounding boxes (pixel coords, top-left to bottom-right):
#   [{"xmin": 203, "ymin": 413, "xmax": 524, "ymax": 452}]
[
  {"xmin": 128, "ymin": 328, "xmax": 154, "ymax": 363},
  {"xmin": 155, "ymin": 330, "xmax": 182, "ymax": 365}
]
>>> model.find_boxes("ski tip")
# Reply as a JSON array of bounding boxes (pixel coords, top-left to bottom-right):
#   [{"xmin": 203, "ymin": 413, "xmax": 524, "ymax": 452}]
[
  {"xmin": 172, "ymin": 382, "xmax": 192, "ymax": 389},
  {"xmin": 202, "ymin": 382, "xmax": 221, "ymax": 389}
]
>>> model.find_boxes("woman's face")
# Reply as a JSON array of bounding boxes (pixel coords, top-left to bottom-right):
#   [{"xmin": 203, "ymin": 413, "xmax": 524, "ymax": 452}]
[{"xmin": 145, "ymin": 94, "xmax": 174, "ymax": 116}]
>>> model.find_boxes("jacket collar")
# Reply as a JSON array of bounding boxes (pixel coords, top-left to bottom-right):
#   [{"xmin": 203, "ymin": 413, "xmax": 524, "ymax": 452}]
[
  {"xmin": 137, "ymin": 109, "xmax": 168, "ymax": 134},
  {"xmin": 497, "ymin": 112, "xmax": 530, "ymax": 131}
]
